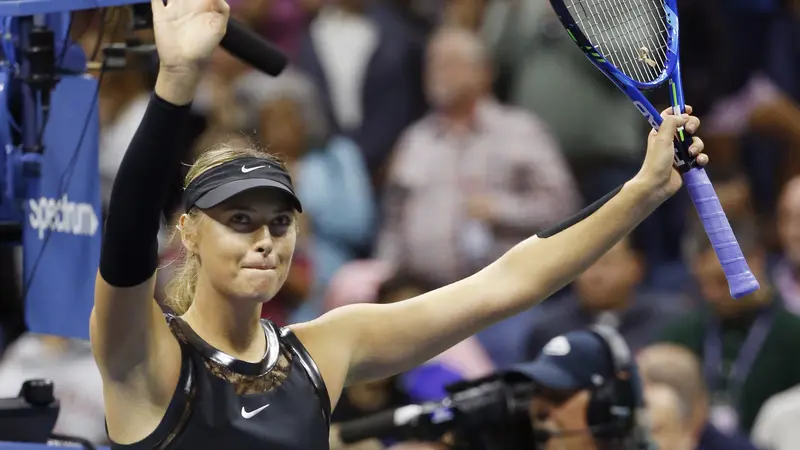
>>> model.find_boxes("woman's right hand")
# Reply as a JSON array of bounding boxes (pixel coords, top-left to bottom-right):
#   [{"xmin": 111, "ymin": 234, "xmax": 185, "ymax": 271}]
[
  {"xmin": 633, "ymin": 106, "xmax": 706, "ymax": 202},
  {"xmin": 151, "ymin": 0, "xmax": 230, "ymax": 73}
]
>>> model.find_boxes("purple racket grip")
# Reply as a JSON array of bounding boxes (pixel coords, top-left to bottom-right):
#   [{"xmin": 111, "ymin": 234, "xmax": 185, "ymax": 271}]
[{"xmin": 682, "ymin": 168, "xmax": 760, "ymax": 298}]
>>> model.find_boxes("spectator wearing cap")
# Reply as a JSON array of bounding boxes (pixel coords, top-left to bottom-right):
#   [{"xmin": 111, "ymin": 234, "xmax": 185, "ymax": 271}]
[{"xmin": 505, "ymin": 328, "xmax": 643, "ymax": 450}]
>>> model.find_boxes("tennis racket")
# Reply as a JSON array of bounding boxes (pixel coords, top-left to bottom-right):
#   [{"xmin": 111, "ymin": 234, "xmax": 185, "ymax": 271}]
[{"xmin": 547, "ymin": 0, "xmax": 759, "ymax": 298}]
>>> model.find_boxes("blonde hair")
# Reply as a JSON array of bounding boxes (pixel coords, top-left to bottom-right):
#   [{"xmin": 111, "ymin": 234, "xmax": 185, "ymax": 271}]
[{"xmin": 163, "ymin": 141, "xmax": 287, "ymax": 315}]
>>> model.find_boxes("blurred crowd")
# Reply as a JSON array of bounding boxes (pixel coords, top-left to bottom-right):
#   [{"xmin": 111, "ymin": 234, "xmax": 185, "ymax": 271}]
[{"xmin": 1, "ymin": 0, "xmax": 800, "ymax": 449}]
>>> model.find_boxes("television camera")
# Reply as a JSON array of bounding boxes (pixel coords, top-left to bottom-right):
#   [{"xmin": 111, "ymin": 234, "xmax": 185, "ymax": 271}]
[
  {"xmin": 338, "ymin": 373, "xmax": 539, "ymax": 450},
  {"xmin": 338, "ymin": 326, "xmax": 657, "ymax": 450}
]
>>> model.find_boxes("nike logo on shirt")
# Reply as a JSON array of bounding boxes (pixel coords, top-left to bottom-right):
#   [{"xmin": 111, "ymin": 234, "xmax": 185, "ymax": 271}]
[
  {"xmin": 241, "ymin": 165, "xmax": 266, "ymax": 173},
  {"xmin": 241, "ymin": 404, "xmax": 270, "ymax": 419}
]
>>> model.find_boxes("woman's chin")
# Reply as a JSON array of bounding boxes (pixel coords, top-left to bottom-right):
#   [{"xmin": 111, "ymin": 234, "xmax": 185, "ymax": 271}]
[
  {"xmin": 240, "ymin": 289, "xmax": 278, "ymax": 305},
  {"xmin": 237, "ymin": 269, "xmax": 280, "ymax": 298}
]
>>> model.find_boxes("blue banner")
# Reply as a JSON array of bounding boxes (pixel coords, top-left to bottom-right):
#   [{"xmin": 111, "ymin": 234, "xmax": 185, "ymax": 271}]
[
  {"xmin": 23, "ymin": 75, "xmax": 101, "ymax": 340},
  {"xmin": 0, "ymin": 69, "xmax": 13, "ymax": 227}
]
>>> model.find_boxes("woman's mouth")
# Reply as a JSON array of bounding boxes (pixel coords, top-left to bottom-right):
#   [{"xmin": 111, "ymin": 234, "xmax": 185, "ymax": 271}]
[{"xmin": 242, "ymin": 263, "xmax": 277, "ymax": 271}]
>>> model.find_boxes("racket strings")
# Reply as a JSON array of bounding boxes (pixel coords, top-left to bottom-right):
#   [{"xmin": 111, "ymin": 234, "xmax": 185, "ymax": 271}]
[
  {"xmin": 584, "ymin": 0, "xmax": 666, "ymax": 80},
  {"xmin": 567, "ymin": 0, "xmax": 669, "ymax": 83},
  {"xmin": 583, "ymin": 1, "xmax": 666, "ymax": 80}
]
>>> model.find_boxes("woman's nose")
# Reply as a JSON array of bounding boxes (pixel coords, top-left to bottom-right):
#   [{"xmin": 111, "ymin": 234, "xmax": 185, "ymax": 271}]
[{"xmin": 254, "ymin": 226, "xmax": 274, "ymax": 254}]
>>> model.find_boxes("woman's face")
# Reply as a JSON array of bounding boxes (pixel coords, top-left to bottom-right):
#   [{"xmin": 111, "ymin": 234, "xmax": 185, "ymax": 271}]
[{"xmin": 188, "ymin": 188, "xmax": 297, "ymax": 304}]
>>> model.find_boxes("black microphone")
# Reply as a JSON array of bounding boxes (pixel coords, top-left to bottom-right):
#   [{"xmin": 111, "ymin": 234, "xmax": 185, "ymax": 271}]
[
  {"xmin": 142, "ymin": 3, "xmax": 288, "ymax": 77},
  {"xmin": 220, "ymin": 17, "xmax": 288, "ymax": 77}
]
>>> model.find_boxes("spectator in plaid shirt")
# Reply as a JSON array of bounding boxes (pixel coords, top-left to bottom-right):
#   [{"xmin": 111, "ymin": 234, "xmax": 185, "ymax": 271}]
[{"xmin": 377, "ymin": 26, "xmax": 580, "ymax": 288}]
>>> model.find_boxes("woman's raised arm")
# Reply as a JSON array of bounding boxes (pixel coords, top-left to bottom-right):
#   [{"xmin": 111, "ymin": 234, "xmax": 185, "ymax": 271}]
[
  {"xmin": 90, "ymin": 0, "xmax": 230, "ymax": 382},
  {"xmin": 293, "ymin": 109, "xmax": 708, "ymax": 400}
]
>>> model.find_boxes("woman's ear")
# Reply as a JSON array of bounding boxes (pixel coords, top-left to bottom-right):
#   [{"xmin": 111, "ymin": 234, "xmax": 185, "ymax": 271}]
[{"xmin": 178, "ymin": 213, "xmax": 200, "ymax": 255}]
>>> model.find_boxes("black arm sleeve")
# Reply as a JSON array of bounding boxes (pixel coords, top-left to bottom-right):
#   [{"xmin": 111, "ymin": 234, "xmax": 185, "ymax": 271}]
[
  {"xmin": 536, "ymin": 184, "xmax": 624, "ymax": 238},
  {"xmin": 99, "ymin": 93, "xmax": 192, "ymax": 287}
]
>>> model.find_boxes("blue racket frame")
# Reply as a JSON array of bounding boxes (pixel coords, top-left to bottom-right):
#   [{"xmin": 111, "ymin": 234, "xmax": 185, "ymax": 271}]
[
  {"xmin": 549, "ymin": 0, "xmax": 681, "ymax": 143},
  {"xmin": 548, "ymin": 0, "xmax": 760, "ymax": 299}
]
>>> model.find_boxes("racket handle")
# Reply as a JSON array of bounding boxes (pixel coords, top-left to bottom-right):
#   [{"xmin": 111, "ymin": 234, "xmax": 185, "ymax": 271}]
[{"xmin": 682, "ymin": 168, "xmax": 760, "ymax": 298}]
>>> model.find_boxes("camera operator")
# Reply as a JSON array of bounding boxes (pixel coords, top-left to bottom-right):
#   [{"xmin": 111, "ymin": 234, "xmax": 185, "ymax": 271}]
[
  {"xmin": 336, "ymin": 325, "xmax": 653, "ymax": 450},
  {"xmin": 507, "ymin": 325, "xmax": 654, "ymax": 450}
]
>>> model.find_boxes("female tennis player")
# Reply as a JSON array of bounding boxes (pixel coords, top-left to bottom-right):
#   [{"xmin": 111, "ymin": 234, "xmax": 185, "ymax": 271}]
[{"xmin": 91, "ymin": 0, "xmax": 708, "ymax": 448}]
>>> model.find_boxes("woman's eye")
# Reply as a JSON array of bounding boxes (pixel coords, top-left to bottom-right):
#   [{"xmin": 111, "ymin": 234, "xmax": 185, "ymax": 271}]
[
  {"xmin": 230, "ymin": 213, "xmax": 250, "ymax": 225},
  {"xmin": 271, "ymin": 215, "xmax": 292, "ymax": 227}
]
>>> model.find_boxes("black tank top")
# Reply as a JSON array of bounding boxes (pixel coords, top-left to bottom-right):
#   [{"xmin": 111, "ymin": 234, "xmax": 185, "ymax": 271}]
[{"xmin": 109, "ymin": 314, "xmax": 331, "ymax": 449}]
